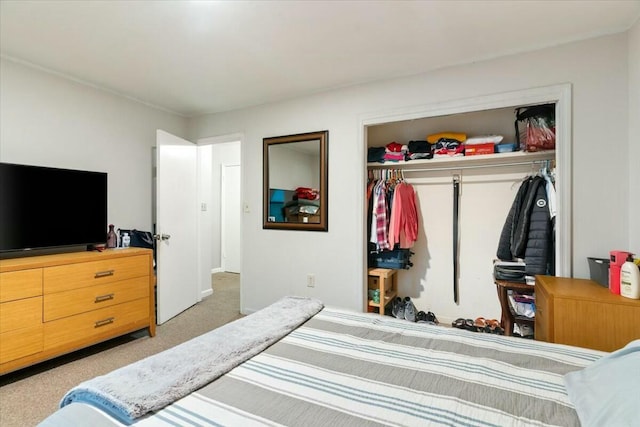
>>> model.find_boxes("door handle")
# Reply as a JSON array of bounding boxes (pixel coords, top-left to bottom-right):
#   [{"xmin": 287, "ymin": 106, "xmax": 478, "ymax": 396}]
[{"xmin": 154, "ymin": 233, "xmax": 171, "ymax": 241}]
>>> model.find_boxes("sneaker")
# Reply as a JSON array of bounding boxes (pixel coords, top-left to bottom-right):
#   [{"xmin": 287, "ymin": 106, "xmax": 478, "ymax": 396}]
[
  {"xmin": 452, "ymin": 318, "xmax": 466, "ymax": 329},
  {"xmin": 426, "ymin": 311, "xmax": 439, "ymax": 324},
  {"xmin": 403, "ymin": 297, "xmax": 417, "ymax": 322},
  {"xmin": 391, "ymin": 297, "xmax": 404, "ymax": 319}
]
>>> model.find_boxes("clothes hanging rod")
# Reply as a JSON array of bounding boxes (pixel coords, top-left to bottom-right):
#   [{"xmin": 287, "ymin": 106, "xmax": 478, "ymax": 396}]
[{"xmin": 370, "ymin": 159, "xmax": 551, "ymax": 173}]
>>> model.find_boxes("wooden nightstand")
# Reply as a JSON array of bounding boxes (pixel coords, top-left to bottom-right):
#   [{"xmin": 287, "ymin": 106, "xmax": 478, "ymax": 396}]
[{"xmin": 535, "ymin": 275, "xmax": 640, "ymax": 352}]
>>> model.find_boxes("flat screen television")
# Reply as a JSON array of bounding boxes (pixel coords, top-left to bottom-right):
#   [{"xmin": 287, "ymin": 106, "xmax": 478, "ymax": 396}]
[{"xmin": 0, "ymin": 162, "xmax": 107, "ymax": 256}]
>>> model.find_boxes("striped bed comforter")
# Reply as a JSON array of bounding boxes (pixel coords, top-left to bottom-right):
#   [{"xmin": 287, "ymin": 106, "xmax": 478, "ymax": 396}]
[{"xmin": 132, "ymin": 307, "xmax": 604, "ymax": 427}]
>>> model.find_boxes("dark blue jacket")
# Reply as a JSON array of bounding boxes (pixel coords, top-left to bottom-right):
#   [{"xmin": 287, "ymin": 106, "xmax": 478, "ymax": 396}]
[{"xmin": 497, "ymin": 176, "xmax": 553, "ymax": 275}]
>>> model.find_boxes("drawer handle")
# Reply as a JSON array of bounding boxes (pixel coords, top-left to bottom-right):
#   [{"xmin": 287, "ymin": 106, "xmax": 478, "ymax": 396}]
[
  {"xmin": 94, "ymin": 293, "xmax": 115, "ymax": 303},
  {"xmin": 94, "ymin": 317, "xmax": 115, "ymax": 328},
  {"xmin": 95, "ymin": 270, "xmax": 115, "ymax": 278}
]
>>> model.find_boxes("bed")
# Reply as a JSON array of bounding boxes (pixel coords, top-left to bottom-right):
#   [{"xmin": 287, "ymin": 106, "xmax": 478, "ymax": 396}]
[{"xmin": 39, "ymin": 297, "xmax": 639, "ymax": 427}]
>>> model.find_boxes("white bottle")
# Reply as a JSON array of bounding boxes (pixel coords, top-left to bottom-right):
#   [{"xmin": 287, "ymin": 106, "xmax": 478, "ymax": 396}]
[
  {"xmin": 122, "ymin": 232, "xmax": 130, "ymax": 248},
  {"xmin": 620, "ymin": 255, "xmax": 640, "ymax": 299}
]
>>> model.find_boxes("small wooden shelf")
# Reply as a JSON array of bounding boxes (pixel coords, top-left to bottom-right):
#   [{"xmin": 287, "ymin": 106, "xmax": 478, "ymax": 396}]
[
  {"xmin": 367, "ymin": 268, "xmax": 398, "ymax": 315},
  {"xmin": 494, "ymin": 279, "xmax": 535, "ymax": 336}
]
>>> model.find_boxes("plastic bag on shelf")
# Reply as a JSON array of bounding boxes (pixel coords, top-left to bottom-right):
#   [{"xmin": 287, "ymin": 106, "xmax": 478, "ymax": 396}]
[
  {"xmin": 507, "ymin": 290, "xmax": 535, "ymax": 318},
  {"xmin": 515, "ymin": 103, "xmax": 556, "ymax": 152}
]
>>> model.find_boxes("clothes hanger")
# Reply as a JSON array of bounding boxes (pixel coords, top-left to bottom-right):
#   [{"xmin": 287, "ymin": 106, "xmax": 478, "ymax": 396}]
[{"xmin": 543, "ymin": 160, "xmax": 557, "ymax": 183}]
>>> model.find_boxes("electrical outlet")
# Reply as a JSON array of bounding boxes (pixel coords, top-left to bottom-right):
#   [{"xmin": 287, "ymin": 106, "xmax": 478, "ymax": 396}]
[{"xmin": 307, "ymin": 274, "xmax": 315, "ymax": 288}]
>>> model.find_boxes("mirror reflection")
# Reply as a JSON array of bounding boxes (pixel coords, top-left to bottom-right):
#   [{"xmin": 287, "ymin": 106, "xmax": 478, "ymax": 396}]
[
  {"xmin": 263, "ymin": 131, "xmax": 328, "ymax": 231},
  {"xmin": 268, "ymin": 140, "xmax": 321, "ymax": 223}
]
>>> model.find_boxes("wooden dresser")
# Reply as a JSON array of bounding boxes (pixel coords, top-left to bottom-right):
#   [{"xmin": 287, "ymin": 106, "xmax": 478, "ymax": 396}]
[
  {"xmin": 535, "ymin": 275, "xmax": 640, "ymax": 352},
  {"xmin": 0, "ymin": 248, "xmax": 155, "ymax": 375}
]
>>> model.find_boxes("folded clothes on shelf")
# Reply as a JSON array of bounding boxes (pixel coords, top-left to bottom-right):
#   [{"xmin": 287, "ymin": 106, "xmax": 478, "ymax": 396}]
[{"xmin": 507, "ymin": 290, "xmax": 535, "ymax": 318}]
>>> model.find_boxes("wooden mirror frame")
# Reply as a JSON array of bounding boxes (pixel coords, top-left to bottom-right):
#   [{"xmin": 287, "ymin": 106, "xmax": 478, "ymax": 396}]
[{"xmin": 263, "ymin": 130, "xmax": 328, "ymax": 231}]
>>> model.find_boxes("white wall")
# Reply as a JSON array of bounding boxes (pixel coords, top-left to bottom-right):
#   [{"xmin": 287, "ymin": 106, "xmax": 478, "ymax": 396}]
[
  {"xmin": 629, "ymin": 19, "xmax": 640, "ymax": 253},
  {"xmin": 189, "ymin": 33, "xmax": 632, "ymax": 317},
  {"xmin": 0, "ymin": 58, "xmax": 188, "ymax": 232}
]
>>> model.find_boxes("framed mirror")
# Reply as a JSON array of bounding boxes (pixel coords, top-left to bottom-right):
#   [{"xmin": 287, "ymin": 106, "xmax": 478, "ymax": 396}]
[{"xmin": 263, "ymin": 130, "xmax": 328, "ymax": 231}]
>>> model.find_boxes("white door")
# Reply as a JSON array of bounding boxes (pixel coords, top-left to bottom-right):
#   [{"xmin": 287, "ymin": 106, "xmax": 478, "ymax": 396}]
[
  {"xmin": 156, "ymin": 130, "xmax": 199, "ymax": 324},
  {"xmin": 221, "ymin": 164, "xmax": 241, "ymax": 273}
]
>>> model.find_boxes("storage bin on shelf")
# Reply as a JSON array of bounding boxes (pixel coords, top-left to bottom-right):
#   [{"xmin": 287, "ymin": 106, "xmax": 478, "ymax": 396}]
[
  {"xmin": 368, "ymin": 249, "xmax": 413, "ymax": 270},
  {"xmin": 464, "ymin": 135, "xmax": 503, "ymax": 156},
  {"xmin": 464, "ymin": 143, "xmax": 495, "ymax": 156},
  {"xmin": 587, "ymin": 257, "xmax": 610, "ymax": 288}
]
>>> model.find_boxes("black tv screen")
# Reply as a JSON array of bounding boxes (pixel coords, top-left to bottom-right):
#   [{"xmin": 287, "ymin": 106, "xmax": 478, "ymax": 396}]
[{"xmin": 0, "ymin": 162, "xmax": 107, "ymax": 254}]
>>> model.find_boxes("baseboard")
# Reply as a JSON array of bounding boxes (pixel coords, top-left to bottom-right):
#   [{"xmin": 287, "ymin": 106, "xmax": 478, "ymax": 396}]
[
  {"xmin": 211, "ymin": 267, "xmax": 223, "ymax": 274},
  {"xmin": 435, "ymin": 316, "xmax": 455, "ymax": 327},
  {"xmin": 241, "ymin": 307, "xmax": 257, "ymax": 315},
  {"xmin": 201, "ymin": 288, "xmax": 213, "ymax": 299}
]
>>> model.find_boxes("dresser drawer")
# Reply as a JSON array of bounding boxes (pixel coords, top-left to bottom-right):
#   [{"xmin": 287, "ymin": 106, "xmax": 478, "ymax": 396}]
[
  {"xmin": 0, "ymin": 325, "xmax": 43, "ymax": 364},
  {"xmin": 0, "ymin": 269, "xmax": 42, "ymax": 303},
  {"xmin": 44, "ymin": 255, "xmax": 148, "ymax": 294},
  {"xmin": 44, "ymin": 277, "xmax": 149, "ymax": 321},
  {"xmin": 44, "ymin": 298, "xmax": 149, "ymax": 350},
  {"xmin": 0, "ymin": 297, "xmax": 42, "ymax": 334}
]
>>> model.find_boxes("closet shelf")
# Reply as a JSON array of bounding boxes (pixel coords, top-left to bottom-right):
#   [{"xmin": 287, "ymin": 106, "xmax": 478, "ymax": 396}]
[{"xmin": 367, "ymin": 150, "xmax": 555, "ymax": 170}]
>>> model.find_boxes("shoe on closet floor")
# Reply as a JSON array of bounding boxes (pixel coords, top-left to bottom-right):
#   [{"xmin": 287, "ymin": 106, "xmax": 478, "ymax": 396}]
[
  {"xmin": 426, "ymin": 311, "xmax": 438, "ymax": 324},
  {"xmin": 416, "ymin": 311, "xmax": 437, "ymax": 325},
  {"xmin": 391, "ymin": 297, "xmax": 404, "ymax": 319},
  {"xmin": 452, "ymin": 318, "xmax": 466, "ymax": 329},
  {"xmin": 474, "ymin": 317, "xmax": 487, "ymax": 332},
  {"xmin": 483, "ymin": 319, "xmax": 504, "ymax": 334},
  {"xmin": 404, "ymin": 297, "xmax": 417, "ymax": 322}
]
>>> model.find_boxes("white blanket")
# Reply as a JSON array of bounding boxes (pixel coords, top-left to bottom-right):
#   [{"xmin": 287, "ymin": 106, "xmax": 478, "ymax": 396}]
[{"xmin": 59, "ymin": 296, "xmax": 323, "ymax": 425}]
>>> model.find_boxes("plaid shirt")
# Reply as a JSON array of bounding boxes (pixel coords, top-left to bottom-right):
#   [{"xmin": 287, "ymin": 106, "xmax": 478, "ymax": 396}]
[{"xmin": 375, "ymin": 181, "xmax": 390, "ymax": 251}]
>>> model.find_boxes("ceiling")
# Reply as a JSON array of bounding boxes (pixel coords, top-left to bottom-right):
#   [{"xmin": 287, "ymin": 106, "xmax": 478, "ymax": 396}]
[{"xmin": 1, "ymin": 1, "xmax": 638, "ymax": 117}]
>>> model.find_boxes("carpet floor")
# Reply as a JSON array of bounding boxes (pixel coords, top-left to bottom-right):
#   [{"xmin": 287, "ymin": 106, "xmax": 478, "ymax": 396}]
[{"xmin": 0, "ymin": 273, "xmax": 241, "ymax": 427}]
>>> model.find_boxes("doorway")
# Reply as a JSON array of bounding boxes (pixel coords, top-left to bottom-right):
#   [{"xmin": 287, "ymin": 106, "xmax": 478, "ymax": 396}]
[
  {"xmin": 221, "ymin": 164, "xmax": 241, "ymax": 273},
  {"xmin": 197, "ymin": 136, "xmax": 242, "ymax": 312}
]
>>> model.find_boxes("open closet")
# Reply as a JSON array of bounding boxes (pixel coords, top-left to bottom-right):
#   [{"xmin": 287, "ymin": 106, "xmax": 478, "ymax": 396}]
[{"xmin": 361, "ymin": 84, "xmax": 572, "ymax": 325}]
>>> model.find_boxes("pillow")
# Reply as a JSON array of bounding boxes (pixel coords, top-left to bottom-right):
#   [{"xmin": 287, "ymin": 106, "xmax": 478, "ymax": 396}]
[{"xmin": 564, "ymin": 340, "xmax": 640, "ymax": 427}]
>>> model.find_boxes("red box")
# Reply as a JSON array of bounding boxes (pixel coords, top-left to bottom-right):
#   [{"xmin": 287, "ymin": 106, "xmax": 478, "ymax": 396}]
[{"xmin": 464, "ymin": 143, "xmax": 495, "ymax": 156}]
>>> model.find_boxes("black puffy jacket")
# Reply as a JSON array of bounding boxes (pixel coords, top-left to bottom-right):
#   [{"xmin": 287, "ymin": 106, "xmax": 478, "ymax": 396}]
[
  {"xmin": 497, "ymin": 176, "xmax": 553, "ymax": 275},
  {"xmin": 496, "ymin": 177, "xmax": 531, "ymax": 261}
]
